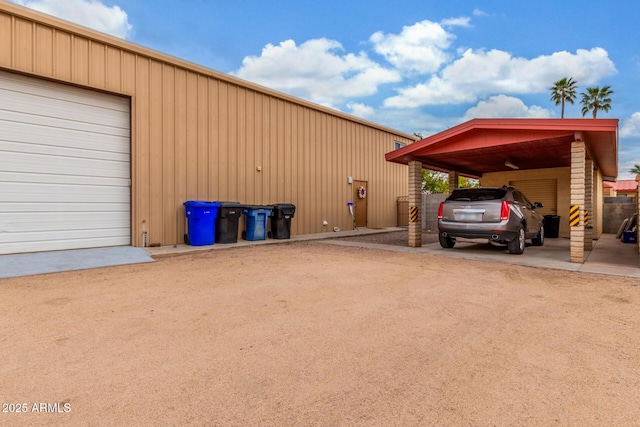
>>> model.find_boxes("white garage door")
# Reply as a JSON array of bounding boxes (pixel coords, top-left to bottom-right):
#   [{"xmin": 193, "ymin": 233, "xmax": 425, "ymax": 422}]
[{"xmin": 0, "ymin": 71, "xmax": 131, "ymax": 255}]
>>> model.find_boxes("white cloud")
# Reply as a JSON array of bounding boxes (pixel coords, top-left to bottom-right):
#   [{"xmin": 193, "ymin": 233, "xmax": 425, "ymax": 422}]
[
  {"xmin": 346, "ymin": 103, "xmax": 376, "ymax": 120},
  {"xmin": 440, "ymin": 17, "xmax": 471, "ymax": 28},
  {"xmin": 384, "ymin": 47, "xmax": 617, "ymax": 108},
  {"xmin": 462, "ymin": 95, "xmax": 552, "ymax": 120},
  {"xmin": 621, "ymin": 112, "xmax": 640, "ymax": 137},
  {"xmin": 370, "ymin": 19, "xmax": 455, "ymax": 74},
  {"xmin": 11, "ymin": 0, "xmax": 132, "ymax": 39},
  {"xmin": 473, "ymin": 9, "xmax": 489, "ymax": 16},
  {"xmin": 232, "ymin": 38, "xmax": 400, "ymax": 107}
]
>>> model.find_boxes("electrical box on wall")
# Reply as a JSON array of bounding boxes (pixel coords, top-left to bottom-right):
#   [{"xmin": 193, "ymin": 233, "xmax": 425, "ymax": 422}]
[{"xmin": 347, "ymin": 176, "xmax": 353, "ymax": 184}]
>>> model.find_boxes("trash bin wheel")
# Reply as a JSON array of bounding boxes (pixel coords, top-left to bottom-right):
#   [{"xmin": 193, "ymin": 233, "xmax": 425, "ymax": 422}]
[
  {"xmin": 242, "ymin": 230, "xmax": 246, "ymax": 240},
  {"xmin": 183, "ymin": 233, "xmax": 189, "ymax": 245},
  {"xmin": 267, "ymin": 231, "xmax": 272, "ymax": 238}
]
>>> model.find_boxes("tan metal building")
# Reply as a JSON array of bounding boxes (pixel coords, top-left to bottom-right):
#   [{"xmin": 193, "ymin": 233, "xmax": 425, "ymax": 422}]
[{"xmin": 0, "ymin": 2, "xmax": 414, "ymax": 254}]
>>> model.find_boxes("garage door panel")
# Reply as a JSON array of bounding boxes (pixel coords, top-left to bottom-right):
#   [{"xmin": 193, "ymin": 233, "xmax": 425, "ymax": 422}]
[
  {"xmin": 0, "ymin": 235, "xmax": 130, "ymax": 254},
  {"xmin": 0, "ymin": 70, "xmax": 131, "ymax": 254},
  {"xmin": 0, "ymin": 202, "xmax": 130, "ymax": 213},
  {"xmin": 0, "ymin": 171, "xmax": 129, "ymax": 188},
  {"xmin": 0, "ymin": 72, "xmax": 130, "ymax": 111},
  {"xmin": 0, "ymin": 73, "xmax": 129, "ymax": 127},
  {"xmin": 0, "ymin": 211, "xmax": 130, "ymax": 233},
  {"xmin": 2, "ymin": 182, "xmax": 130, "ymax": 203},
  {"xmin": 1, "ymin": 118, "xmax": 129, "ymax": 153},
  {"xmin": 0, "ymin": 93, "xmax": 129, "ymax": 131},
  {"xmin": 0, "ymin": 226, "xmax": 129, "ymax": 243},
  {"xmin": 0, "ymin": 109, "xmax": 130, "ymax": 141},
  {"xmin": 510, "ymin": 179, "xmax": 557, "ymax": 216},
  {"xmin": 1, "ymin": 146, "xmax": 130, "ymax": 177}
]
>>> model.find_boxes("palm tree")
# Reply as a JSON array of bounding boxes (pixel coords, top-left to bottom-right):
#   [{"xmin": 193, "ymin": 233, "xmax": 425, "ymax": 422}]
[
  {"xmin": 580, "ymin": 85, "xmax": 613, "ymax": 118},
  {"xmin": 630, "ymin": 164, "xmax": 640, "ymax": 175},
  {"xmin": 550, "ymin": 77, "xmax": 577, "ymax": 118}
]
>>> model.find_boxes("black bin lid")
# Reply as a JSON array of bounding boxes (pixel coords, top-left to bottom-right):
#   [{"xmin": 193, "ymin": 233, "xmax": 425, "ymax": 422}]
[
  {"xmin": 272, "ymin": 203, "xmax": 296, "ymax": 215},
  {"xmin": 215, "ymin": 201, "xmax": 243, "ymax": 208},
  {"xmin": 213, "ymin": 201, "xmax": 243, "ymax": 218}
]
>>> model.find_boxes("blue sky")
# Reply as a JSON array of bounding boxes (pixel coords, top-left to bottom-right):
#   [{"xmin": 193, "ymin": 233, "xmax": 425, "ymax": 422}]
[{"xmin": 11, "ymin": 0, "xmax": 640, "ymax": 179}]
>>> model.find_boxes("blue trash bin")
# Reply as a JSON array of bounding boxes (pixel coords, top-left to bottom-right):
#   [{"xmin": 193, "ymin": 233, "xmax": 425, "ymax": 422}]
[
  {"xmin": 623, "ymin": 230, "xmax": 637, "ymax": 244},
  {"xmin": 183, "ymin": 201, "xmax": 220, "ymax": 246},
  {"xmin": 241, "ymin": 205, "xmax": 273, "ymax": 241}
]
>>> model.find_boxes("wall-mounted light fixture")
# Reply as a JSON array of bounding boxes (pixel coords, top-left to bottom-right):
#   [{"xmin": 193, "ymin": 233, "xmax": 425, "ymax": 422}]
[{"xmin": 505, "ymin": 160, "xmax": 519, "ymax": 170}]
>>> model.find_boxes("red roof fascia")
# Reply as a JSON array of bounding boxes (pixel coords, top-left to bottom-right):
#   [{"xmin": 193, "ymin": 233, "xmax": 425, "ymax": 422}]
[{"xmin": 386, "ymin": 118, "xmax": 618, "ymax": 164}]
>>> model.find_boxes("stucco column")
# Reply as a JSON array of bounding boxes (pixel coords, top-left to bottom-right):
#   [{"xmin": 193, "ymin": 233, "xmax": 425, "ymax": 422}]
[
  {"xmin": 408, "ymin": 160, "xmax": 422, "ymax": 247},
  {"xmin": 584, "ymin": 159, "xmax": 594, "ymax": 251},
  {"xmin": 570, "ymin": 141, "xmax": 586, "ymax": 263},
  {"xmin": 448, "ymin": 171, "xmax": 459, "ymax": 193}
]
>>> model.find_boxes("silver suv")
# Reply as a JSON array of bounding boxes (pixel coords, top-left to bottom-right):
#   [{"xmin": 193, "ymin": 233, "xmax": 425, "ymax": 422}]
[{"xmin": 437, "ymin": 185, "xmax": 545, "ymax": 254}]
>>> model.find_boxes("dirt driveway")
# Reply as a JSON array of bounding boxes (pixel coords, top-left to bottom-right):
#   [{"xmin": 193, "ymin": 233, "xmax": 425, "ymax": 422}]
[{"xmin": 1, "ymin": 242, "xmax": 639, "ymax": 426}]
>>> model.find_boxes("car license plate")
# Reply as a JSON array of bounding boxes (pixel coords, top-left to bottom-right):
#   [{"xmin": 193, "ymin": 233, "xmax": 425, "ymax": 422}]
[{"xmin": 454, "ymin": 209, "xmax": 484, "ymax": 222}]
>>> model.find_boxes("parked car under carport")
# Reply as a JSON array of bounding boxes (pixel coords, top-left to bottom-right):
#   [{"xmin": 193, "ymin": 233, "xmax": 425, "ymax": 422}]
[{"xmin": 437, "ymin": 186, "xmax": 545, "ymax": 254}]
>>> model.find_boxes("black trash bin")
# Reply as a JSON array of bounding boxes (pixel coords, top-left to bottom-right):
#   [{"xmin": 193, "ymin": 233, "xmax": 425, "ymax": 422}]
[
  {"xmin": 269, "ymin": 203, "xmax": 296, "ymax": 239},
  {"xmin": 214, "ymin": 202, "xmax": 243, "ymax": 243},
  {"xmin": 544, "ymin": 215, "xmax": 560, "ymax": 238}
]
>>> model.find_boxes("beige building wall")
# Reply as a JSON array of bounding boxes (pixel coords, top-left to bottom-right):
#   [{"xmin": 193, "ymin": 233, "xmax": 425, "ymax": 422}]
[
  {"xmin": 0, "ymin": 3, "xmax": 413, "ymax": 247},
  {"xmin": 480, "ymin": 167, "xmax": 572, "ymax": 238}
]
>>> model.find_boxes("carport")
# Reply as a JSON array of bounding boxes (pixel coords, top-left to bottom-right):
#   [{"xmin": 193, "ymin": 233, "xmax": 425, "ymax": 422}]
[{"xmin": 385, "ymin": 118, "xmax": 620, "ymax": 263}]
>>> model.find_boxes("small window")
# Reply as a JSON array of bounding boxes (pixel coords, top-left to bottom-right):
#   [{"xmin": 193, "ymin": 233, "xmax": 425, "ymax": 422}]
[{"xmin": 394, "ymin": 141, "xmax": 407, "ymax": 150}]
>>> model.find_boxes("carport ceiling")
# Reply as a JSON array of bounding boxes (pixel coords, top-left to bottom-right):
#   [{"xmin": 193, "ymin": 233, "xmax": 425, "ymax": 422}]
[{"xmin": 386, "ymin": 118, "xmax": 619, "ymax": 179}]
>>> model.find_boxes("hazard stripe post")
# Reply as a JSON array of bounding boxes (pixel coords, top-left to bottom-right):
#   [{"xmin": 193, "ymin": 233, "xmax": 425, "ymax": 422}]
[
  {"xmin": 409, "ymin": 206, "xmax": 418, "ymax": 223},
  {"xmin": 569, "ymin": 204, "xmax": 580, "ymax": 227}
]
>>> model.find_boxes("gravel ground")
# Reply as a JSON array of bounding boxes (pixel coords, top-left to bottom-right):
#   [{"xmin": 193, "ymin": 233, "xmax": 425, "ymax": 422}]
[{"xmin": 1, "ymin": 241, "xmax": 639, "ymax": 426}]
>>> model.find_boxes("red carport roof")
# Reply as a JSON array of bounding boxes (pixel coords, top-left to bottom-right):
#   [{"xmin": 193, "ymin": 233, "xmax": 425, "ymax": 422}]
[{"xmin": 386, "ymin": 118, "xmax": 619, "ymax": 179}]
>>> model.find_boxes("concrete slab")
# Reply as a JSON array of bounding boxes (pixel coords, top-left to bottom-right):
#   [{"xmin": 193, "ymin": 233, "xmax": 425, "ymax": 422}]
[
  {"xmin": 0, "ymin": 246, "xmax": 155, "ymax": 279},
  {"xmin": 320, "ymin": 233, "xmax": 640, "ymax": 278},
  {"xmin": 579, "ymin": 233, "xmax": 640, "ymax": 277}
]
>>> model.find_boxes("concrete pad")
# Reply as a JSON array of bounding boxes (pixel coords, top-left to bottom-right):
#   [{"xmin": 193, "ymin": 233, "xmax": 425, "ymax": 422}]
[
  {"xmin": 580, "ymin": 233, "xmax": 640, "ymax": 277},
  {"xmin": 0, "ymin": 246, "xmax": 154, "ymax": 279},
  {"xmin": 321, "ymin": 234, "xmax": 640, "ymax": 278}
]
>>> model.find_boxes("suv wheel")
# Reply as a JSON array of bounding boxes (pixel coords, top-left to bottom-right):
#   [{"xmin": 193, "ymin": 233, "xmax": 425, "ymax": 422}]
[
  {"xmin": 532, "ymin": 224, "xmax": 544, "ymax": 246},
  {"xmin": 508, "ymin": 226, "xmax": 525, "ymax": 254},
  {"xmin": 439, "ymin": 233, "xmax": 455, "ymax": 249}
]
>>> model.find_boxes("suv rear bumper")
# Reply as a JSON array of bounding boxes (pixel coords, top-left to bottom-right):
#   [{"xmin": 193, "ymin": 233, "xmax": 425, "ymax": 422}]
[{"xmin": 438, "ymin": 222, "xmax": 518, "ymax": 243}]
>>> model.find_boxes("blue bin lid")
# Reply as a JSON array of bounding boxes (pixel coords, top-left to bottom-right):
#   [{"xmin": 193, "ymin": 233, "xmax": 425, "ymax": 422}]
[
  {"xmin": 184, "ymin": 200, "xmax": 221, "ymax": 208},
  {"xmin": 242, "ymin": 204, "xmax": 273, "ymax": 210}
]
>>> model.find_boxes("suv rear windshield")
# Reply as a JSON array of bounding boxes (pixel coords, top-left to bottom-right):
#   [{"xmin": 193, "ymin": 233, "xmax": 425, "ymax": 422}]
[{"xmin": 447, "ymin": 188, "xmax": 507, "ymax": 201}]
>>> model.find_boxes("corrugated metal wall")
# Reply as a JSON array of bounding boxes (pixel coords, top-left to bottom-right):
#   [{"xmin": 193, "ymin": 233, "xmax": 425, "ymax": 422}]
[{"xmin": 0, "ymin": 3, "xmax": 413, "ymax": 247}]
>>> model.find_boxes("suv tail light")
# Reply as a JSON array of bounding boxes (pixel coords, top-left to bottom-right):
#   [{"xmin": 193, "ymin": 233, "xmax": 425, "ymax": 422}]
[
  {"xmin": 500, "ymin": 201, "xmax": 511, "ymax": 221},
  {"xmin": 437, "ymin": 202, "xmax": 444, "ymax": 219}
]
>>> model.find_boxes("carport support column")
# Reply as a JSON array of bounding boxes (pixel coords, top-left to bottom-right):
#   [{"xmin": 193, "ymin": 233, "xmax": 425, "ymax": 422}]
[
  {"xmin": 584, "ymin": 159, "xmax": 594, "ymax": 251},
  {"xmin": 570, "ymin": 141, "xmax": 586, "ymax": 263},
  {"xmin": 408, "ymin": 161, "xmax": 422, "ymax": 247},
  {"xmin": 448, "ymin": 171, "xmax": 459, "ymax": 193}
]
